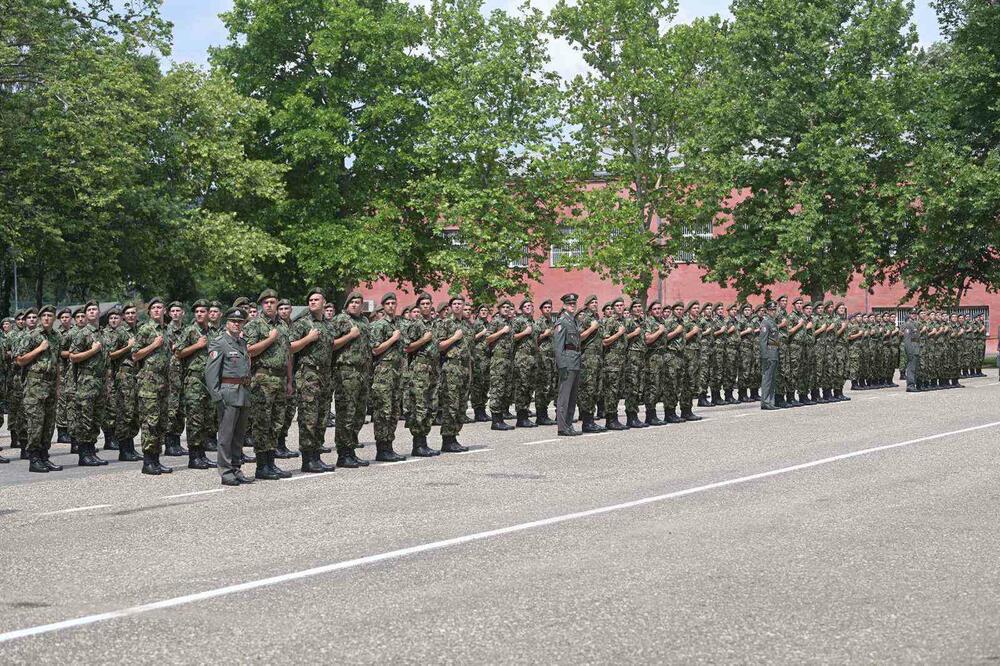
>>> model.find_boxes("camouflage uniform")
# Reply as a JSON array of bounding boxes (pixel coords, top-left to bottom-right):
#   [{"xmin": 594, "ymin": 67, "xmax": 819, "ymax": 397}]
[
  {"xmin": 291, "ymin": 309, "xmax": 334, "ymax": 454},
  {"xmin": 6, "ymin": 323, "xmax": 26, "ymax": 448},
  {"xmin": 54, "ymin": 322, "xmax": 73, "ymax": 437},
  {"xmin": 69, "ymin": 321, "xmax": 108, "ymax": 449},
  {"xmin": 404, "ymin": 308, "xmax": 439, "ymax": 445},
  {"xmin": 600, "ymin": 309, "xmax": 627, "ymax": 422},
  {"xmin": 575, "ymin": 302, "xmax": 602, "ymax": 425},
  {"xmin": 331, "ymin": 307, "xmax": 371, "ymax": 457},
  {"xmin": 18, "ymin": 325, "xmax": 60, "ymax": 455},
  {"xmin": 534, "ymin": 310, "xmax": 557, "ymax": 422},
  {"xmin": 662, "ymin": 311, "xmax": 686, "ymax": 419},
  {"xmin": 681, "ymin": 310, "xmax": 702, "ymax": 416},
  {"xmin": 114, "ymin": 321, "xmax": 141, "ymax": 446},
  {"xmin": 511, "ymin": 311, "xmax": 538, "ymax": 422},
  {"xmin": 435, "ymin": 311, "xmax": 473, "ymax": 442},
  {"xmin": 166, "ymin": 316, "xmax": 186, "ymax": 441},
  {"xmin": 469, "ymin": 315, "xmax": 490, "ymax": 418},
  {"xmin": 244, "ymin": 312, "xmax": 290, "ymax": 455},
  {"xmin": 643, "ymin": 310, "xmax": 666, "ymax": 422},
  {"xmin": 623, "ymin": 312, "xmax": 646, "ymax": 422},
  {"xmin": 487, "ymin": 314, "xmax": 515, "ymax": 419},
  {"xmin": 133, "ymin": 317, "xmax": 171, "ymax": 455},
  {"xmin": 177, "ymin": 320, "xmax": 215, "ymax": 453},
  {"xmin": 369, "ymin": 313, "xmax": 403, "ymax": 448}
]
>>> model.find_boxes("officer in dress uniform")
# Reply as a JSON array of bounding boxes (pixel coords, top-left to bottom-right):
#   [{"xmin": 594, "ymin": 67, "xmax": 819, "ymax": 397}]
[
  {"xmin": 552, "ymin": 293, "xmax": 582, "ymax": 437},
  {"xmin": 205, "ymin": 307, "xmax": 254, "ymax": 486},
  {"xmin": 759, "ymin": 301, "xmax": 781, "ymax": 410}
]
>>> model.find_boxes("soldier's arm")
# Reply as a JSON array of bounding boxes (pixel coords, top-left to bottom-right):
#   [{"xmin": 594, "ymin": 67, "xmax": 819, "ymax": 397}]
[
  {"xmin": 644, "ymin": 324, "xmax": 664, "ymax": 345},
  {"xmin": 602, "ymin": 324, "xmax": 625, "ymax": 348},
  {"xmin": 579, "ymin": 319, "xmax": 599, "ymax": 341},
  {"xmin": 109, "ymin": 334, "xmax": 132, "ymax": 361},
  {"xmin": 15, "ymin": 338, "xmax": 48, "ymax": 367},
  {"xmin": 69, "ymin": 335, "xmax": 102, "ymax": 363},
  {"xmin": 666, "ymin": 323, "xmax": 685, "ymax": 340},
  {"xmin": 485, "ymin": 324, "xmax": 510, "ymax": 346},
  {"xmin": 372, "ymin": 325, "xmax": 400, "ymax": 357},
  {"xmin": 289, "ymin": 321, "xmax": 320, "ymax": 353},
  {"xmin": 684, "ymin": 325, "xmax": 700, "ymax": 341},
  {"xmin": 176, "ymin": 331, "xmax": 207, "ymax": 359},
  {"xmin": 405, "ymin": 328, "xmax": 433, "ymax": 353},
  {"xmin": 626, "ymin": 325, "xmax": 642, "ymax": 340},
  {"xmin": 248, "ymin": 324, "xmax": 281, "ymax": 357},
  {"xmin": 204, "ymin": 342, "xmax": 224, "ymax": 402}
]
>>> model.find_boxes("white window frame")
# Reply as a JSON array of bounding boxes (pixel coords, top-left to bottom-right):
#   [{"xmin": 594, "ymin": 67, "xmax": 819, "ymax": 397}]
[{"xmin": 550, "ymin": 228, "xmax": 582, "ymax": 267}]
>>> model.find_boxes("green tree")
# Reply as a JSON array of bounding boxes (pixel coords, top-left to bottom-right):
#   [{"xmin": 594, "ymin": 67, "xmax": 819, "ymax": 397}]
[
  {"xmin": 689, "ymin": 0, "xmax": 920, "ymax": 302},
  {"xmin": 549, "ymin": 0, "xmax": 720, "ymax": 301}
]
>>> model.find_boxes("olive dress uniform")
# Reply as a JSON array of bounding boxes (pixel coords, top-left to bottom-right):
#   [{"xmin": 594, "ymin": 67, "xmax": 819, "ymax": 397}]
[{"xmin": 205, "ymin": 311, "xmax": 254, "ymax": 486}]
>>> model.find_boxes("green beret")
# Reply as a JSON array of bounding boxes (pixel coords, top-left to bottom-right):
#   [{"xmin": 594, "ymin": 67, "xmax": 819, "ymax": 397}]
[
  {"xmin": 192, "ymin": 299, "xmax": 209, "ymax": 310},
  {"xmin": 56, "ymin": 307, "xmax": 71, "ymax": 317},
  {"xmin": 498, "ymin": 298, "xmax": 514, "ymax": 309},
  {"xmin": 450, "ymin": 295, "xmax": 465, "ymax": 305},
  {"xmin": 612, "ymin": 296, "xmax": 624, "ymax": 306},
  {"xmin": 146, "ymin": 297, "xmax": 164, "ymax": 311},
  {"xmin": 39, "ymin": 305, "xmax": 56, "ymax": 316},
  {"xmin": 400, "ymin": 306, "xmax": 411, "ymax": 316},
  {"xmin": 702, "ymin": 301, "xmax": 713, "ymax": 310},
  {"xmin": 686, "ymin": 300, "xmax": 700, "ymax": 310},
  {"xmin": 416, "ymin": 291, "xmax": 433, "ymax": 305},
  {"xmin": 727, "ymin": 303, "xmax": 737, "ymax": 311},
  {"xmin": 72, "ymin": 306, "xmax": 86, "ymax": 317},
  {"xmin": 437, "ymin": 302, "xmax": 449, "ymax": 313},
  {"xmin": 766, "ymin": 300, "xmax": 778, "ymax": 309},
  {"xmin": 258, "ymin": 289, "xmax": 279, "ymax": 303},
  {"xmin": 602, "ymin": 301, "xmax": 614, "ymax": 311},
  {"xmin": 24, "ymin": 307, "xmax": 39, "ymax": 317},
  {"xmin": 792, "ymin": 296, "xmax": 803, "ymax": 304},
  {"xmin": 646, "ymin": 300, "xmax": 661, "ymax": 311},
  {"xmin": 373, "ymin": 305, "xmax": 383, "ymax": 315},
  {"xmin": 307, "ymin": 287, "xmax": 326, "ymax": 300},
  {"xmin": 540, "ymin": 299, "xmax": 552, "ymax": 309},
  {"xmin": 13, "ymin": 309, "xmax": 24, "ymax": 319},
  {"xmin": 277, "ymin": 298, "xmax": 291, "ymax": 307},
  {"xmin": 561, "ymin": 293, "xmax": 577, "ymax": 305},
  {"xmin": 584, "ymin": 294, "xmax": 598, "ymax": 307},
  {"xmin": 224, "ymin": 307, "xmax": 247, "ymax": 321},
  {"xmin": 344, "ymin": 291, "xmax": 363, "ymax": 304},
  {"xmin": 381, "ymin": 292, "xmax": 397, "ymax": 305},
  {"xmin": 232, "ymin": 297, "xmax": 251, "ymax": 308},
  {"xmin": 168, "ymin": 301, "xmax": 184, "ymax": 310},
  {"xmin": 518, "ymin": 298, "xmax": 531, "ymax": 309},
  {"xmin": 209, "ymin": 301, "xmax": 223, "ymax": 310},
  {"xmin": 84, "ymin": 299, "xmax": 99, "ymax": 310},
  {"xmin": 105, "ymin": 305, "xmax": 122, "ymax": 317}
]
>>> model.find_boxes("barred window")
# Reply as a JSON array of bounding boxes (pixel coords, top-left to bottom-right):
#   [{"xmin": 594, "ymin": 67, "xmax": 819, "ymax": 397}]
[
  {"xmin": 676, "ymin": 221, "xmax": 713, "ymax": 264},
  {"xmin": 550, "ymin": 228, "xmax": 582, "ymax": 267}
]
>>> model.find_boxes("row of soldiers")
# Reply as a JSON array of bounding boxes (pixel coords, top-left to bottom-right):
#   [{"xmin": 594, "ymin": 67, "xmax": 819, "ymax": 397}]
[{"xmin": 0, "ymin": 289, "xmax": 989, "ymax": 472}]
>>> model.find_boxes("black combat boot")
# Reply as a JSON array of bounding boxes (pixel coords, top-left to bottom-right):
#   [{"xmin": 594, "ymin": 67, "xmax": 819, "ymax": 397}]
[
  {"xmin": 102, "ymin": 429, "xmax": 119, "ymax": 451},
  {"xmin": 740, "ymin": 388, "xmax": 752, "ymax": 403},
  {"xmin": 645, "ymin": 406, "xmax": 665, "ymax": 426},
  {"xmin": 141, "ymin": 452, "xmax": 161, "ymax": 476},
  {"xmin": 626, "ymin": 412, "xmax": 646, "ymax": 428},
  {"xmin": 41, "ymin": 450, "xmax": 63, "ymax": 471},
  {"xmin": 473, "ymin": 407, "xmax": 490, "ymax": 423},
  {"xmin": 375, "ymin": 442, "xmax": 406, "ymax": 462},
  {"xmin": 681, "ymin": 405, "xmax": 703, "ymax": 421},
  {"xmin": 606, "ymin": 416, "xmax": 629, "ymax": 431},
  {"xmin": 300, "ymin": 450, "xmax": 329, "ymax": 473},
  {"xmin": 751, "ymin": 387, "xmax": 760, "ymax": 401},
  {"xmin": 725, "ymin": 390, "xmax": 737, "ymax": 404},
  {"xmin": 441, "ymin": 435, "xmax": 469, "ymax": 453},
  {"xmin": 348, "ymin": 439, "xmax": 370, "ymax": 466},
  {"xmin": 775, "ymin": 393, "xmax": 787, "ymax": 408},
  {"xmin": 515, "ymin": 410, "xmax": 536, "ymax": 428},
  {"xmin": 491, "ymin": 414, "xmax": 514, "ymax": 431},
  {"xmin": 255, "ymin": 451, "xmax": 283, "ymax": 478},
  {"xmin": 664, "ymin": 407, "xmax": 684, "ymax": 424},
  {"xmin": 581, "ymin": 416, "xmax": 605, "ymax": 433},
  {"xmin": 800, "ymin": 390, "xmax": 816, "ymax": 406},
  {"xmin": 411, "ymin": 435, "xmax": 440, "ymax": 457},
  {"xmin": 266, "ymin": 450, "xmax": 293, "ymax": 478},
  {"xmin": 163, "ymin": 434, "xmax": 187, "ymax": 457},
  {"xmin": 273, "ymin": 436, "xmax": 299, "ymax": 459},
  {"xmin": 204, "ymin": 434, "xmax": 218, "ymax": 452},
  {"xmin": 70, "ymin": 439, "xmax": 78, "ymax": 454},
  {"xmin": 697, "ymin": 393, "xmax": 711, "ymax": 407},
  {"xmin": 154, "ymin": 453, "xmax": 173, "ymax": 474},
  {"xmin": 710, "ymin": 389, "xmax": 722, "ymax": 406},
  {"xmin": 786, "ymin": 392, "xmax": 802, "ymax": 408},
  {"xmin": 836, "ymin": 388, "xmax": 850, "ymax": 401},
  {"xmin": 240, "ymin": 451, "xmax": 256, "ymax": 464},
  {"xmin": 78, "ymin": 444, "xmax": 106, "ymax": 467},
  {"xmin": 20, "ymin": 446, "xmax": 29, "ymax": 459},
  {"xmin": 535, "ymin": 408, "xmax": 557, "ymax": 426},
  {"xmin": 119, "ymin": 438, "xmax": 142, "ymax": 462},
  {"xmin": 28, "ymin": 450, "xmax": 48, "ymax": 473},
  {"xmin": 188, "ymin": 446, "xmax": 213, "ymax": 470},
  {"xmin": 56, "ymin": 427, "xmax": 71, "ymax": 444},
  {"xmin": 595, "ymin": 405, "xmax": 605, "ymax": 420}
]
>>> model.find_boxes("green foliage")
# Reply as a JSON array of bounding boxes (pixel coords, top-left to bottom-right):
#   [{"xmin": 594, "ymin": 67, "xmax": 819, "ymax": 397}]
[{"xmin": 689, "ymin": 0, "xmax": 920, "ymax": 301}]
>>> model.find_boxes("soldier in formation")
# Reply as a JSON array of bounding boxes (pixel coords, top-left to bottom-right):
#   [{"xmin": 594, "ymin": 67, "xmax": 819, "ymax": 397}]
[{"xmin": 0, "ymin": 293, "xmax": 990, "ymax": 479}]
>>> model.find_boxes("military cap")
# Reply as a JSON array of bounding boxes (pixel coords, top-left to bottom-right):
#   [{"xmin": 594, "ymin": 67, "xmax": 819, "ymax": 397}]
[
  {"xmin": 540, "ymin": 299, "xmax": 552, "ymax": 309},
  {"xmin": 209, "ymin": 300, "xmax": 222, "ymax": 310},
  {"xmin": 646, "ymin": 300, "xmax": 661, "ymax": 311},
  {"xmin": 824, "ymin": 300, "xmax": 834, "ymax": 307},
  {"xmin": 450, "ymin": 295, "xmax": 466, "ymax": 305},
  {"xmin": 56, "ymin": 307, "xmax": 71, "ymax": 317},
  {"xmin": 306, "ymin": 287, "xmax": 326, "ymax": 300},
  {"xmin": 68, "ymin": 305, "xmax": 84, "ymax": 317},
  {"xmin": 835, "ymin": 301, "xmax": 845, "ymax": 309},
  {"xmin": 146, "ymin": 296, "xmax": 164, "ymax": 312},
  {"xmin": 232, "ymin": 296, "xmax": 251, "ymax": 308},
  {"xmin": 400, "ymin": 306, "xmax": 412, "ymax": 316},
  {"xmin": 602, "ymin": 301, "xmax": 614, "ymax": 311},
  {"xmin": 685, "ymin": 300, "xmax": 700, "ymax": 312},
  {"xmin": 24, "ymin": 307, "xmax": 38, "ymax": 316},
  {"xmin": 83, "ymin": 299, "xmax": 99, "ymax": 310},
  {"xmin": 373, "ymin": 306, "xmax": 384, "ymax": 315},
  {"xmin": 629, "ymin": 301, "xmax": 643, "ymax": 310},
  {"xmin": 257, "ymin": 289, "xmax": 279, "ymax": 303},
  {"xmin": 727, "ymin": 303, "xmax": 737, "ymax": 311},
  {"xmin": 105, "ymin": 305, "xmax": 122, "ymax": 318},
  {"xmin": 611, "ymin": 296, "xmax": 625, "ymax": 306},
  {"xmin": 168, "ymin": 300, "xmax": 184, "ymax": 310},
  {"xmin": 792, "ymin": 296, "xmax": 803, "ymax": 304},
  {"xmin": 766, "ymin": 300, "xmax": 778, "ymax": 309},
  {"xmin": 777, "ymin": 294, "xmax": 789, "ymax": 301},
  {"xmin": 437, "ymin": 302, "xmax": 449, "ymax": 314},
  {"xmin": 415, "ymin": 291, "xmax": 433, "ymax": 305},
  {"xmin": 561, "ymin": 293, "xmax": 578, "ymax": 305},
  {"xmin": 277, "ymin": 298, "xmax": 291, "ymax": 307},
  {"xmin": 344, "ymin": 291, "xmax": 363, "ymax": 304},
  {"xmin": 740, "ymin": 302, "xmax": 752, "ymax": 310},
  {"xmin": 192, "ymin": 299, "xmax": 209, "ymax": 310},
  {"xmin": 518, "ymin": 298, "xmax": 532, "ymax": 309},
  {"xmin": 13, "ymin": 309, "xmax": 24, "ymax": 319},
  {"xmin": 224, "ymin": 307, "xmax": 247, "ymax": 321},
  {"xmin": 702, "ymin": 301, "xmax": 713, "ymax": 310},
  {"xmin": 498, "ymin": 298, "xmax": 514, "ymax": 309},
  {"xmin": 122, "ymin": 301, "xmax": 138, "ymax": 312},
  {"xmin": 584, "ymin": 294, "xmax": 598, "ymax": 307},
  {"xmin": 381, "ymin": 292, "xmax": 397, "ymax": 305},
  {"xmin": 39, "ymin": 305, "xmax": 56, "ymax": 316},
  {"xmin": 672, "ymin": 300, "xmax": 686, "ymax": 309}
]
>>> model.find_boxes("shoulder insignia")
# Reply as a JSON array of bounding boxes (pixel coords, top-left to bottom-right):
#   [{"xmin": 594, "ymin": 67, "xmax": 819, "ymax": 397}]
[{"xmin": 209, "ymin": 350, "xmax": 218, "ymax": 360}]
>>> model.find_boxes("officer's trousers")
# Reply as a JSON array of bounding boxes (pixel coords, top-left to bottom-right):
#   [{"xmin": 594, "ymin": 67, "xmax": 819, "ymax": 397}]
[
  {"xmin": 556, "ymin": 368, "xmax": 580, "ymax": 433},
  {"xmin": 760, "ymin": 354, "xmax": 779, "ymax": 408},
  {"xmin": 216, "ymin": 403, "xmax": 248, "ymax": 481},
  {"xmin": 905, "ymin": 353, "xmax": 920, "ymax": 390}
]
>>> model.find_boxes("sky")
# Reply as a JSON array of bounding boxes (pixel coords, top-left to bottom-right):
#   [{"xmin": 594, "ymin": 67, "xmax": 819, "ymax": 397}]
[{"xmin": 161, "ymin": 0, "xmax": 944, "ymax": 77}]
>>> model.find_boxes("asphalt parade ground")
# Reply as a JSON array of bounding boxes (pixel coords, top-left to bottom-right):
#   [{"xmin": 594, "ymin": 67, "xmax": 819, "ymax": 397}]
[{"xmin": 2, "ymin": 375, "xmax": 999, "ymax": 664}]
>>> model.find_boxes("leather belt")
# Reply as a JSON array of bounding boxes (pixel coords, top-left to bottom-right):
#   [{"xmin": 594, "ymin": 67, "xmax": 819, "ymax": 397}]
[
  {"xmin": 254, "ymin": 367, "xmax": 285, "ymax": 377},
  {"xmin": 563, "ymin": 344, "xmax": 579, "ymax": 351},
  {"xmin": 221, "ymin": 377, "xmax": 248, "ymax": 385}
]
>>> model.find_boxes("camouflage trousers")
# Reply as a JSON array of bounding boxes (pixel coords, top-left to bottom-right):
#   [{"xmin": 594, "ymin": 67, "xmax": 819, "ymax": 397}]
[
  {"xmin": 470, "ymin": 353, "xmax": 490, "ymax": 411},
  {"xmin": 72, "ymin": 371, "xmax": 105, "ymax": 445},
  {"xmin": 662, "ymin": 352, "xmax": 684, "ymax": 410},
  {"xmin": 513, "ymin": 353, "xmax": 536, "ymax": 412},
  {"xmin": 23, "ymin": 373, "xmax": 56, "ymax": 452},
  {"xmin": 101, "ymin": 369, "xmax": 117, "ymax": 438},
  {"xmin": 281, "ymin": 387, "xmax": 296, "ymax": 441},
  {"xmin": 832, "ymin": 344, "xmax": 847, "ymax": 386},
  {"xmin": 401, "ymin": 362, "xmax": 413, "ymax": 417},
  {"xmin": 534, "ymin": 352, "xmax": 556, "ymax": 414},
  {"xmin": 7, "ymin": 373, "xmax": 24, "ymax": 445},
  {"xmin": 700, "ymin": 345, "xmax": 715, "ymax": 394},
  {"xmin": 847, "ymin": 345, "xmax": 861, "ymax": 382},
  {"xmin": 738, "ymin": 343, "xmax": 756, "ymax": 392},
  {"xmin": 167, "ymin": 357, "xmax": 184, "ymax": 436},
  {"xmin": 406, "ymin": 359, "xmax": 438, "ymax": 438},
  {"xmin": 371, "ymin": 363, "xmax": 401, "ymax": 445},
  {"xmin": 576, "ymin": 351, "xmax": 602, "ymax": 418},
  {"xmin": 183, "ymin": 373, "xmax": 214, "ymax": 449},
  {"xmin": 814, "ymin": 343, "xmax": 830, "ymax": 390},
  {"xmin": 440, "ymin": 359, "xmax": 471, "ymax": 437},
  {"xmin": 488, "ymin": 356, "xmax": 513, "ymax": 415},
  {"xmin": 682, "ymin": 348, "xmax": 700, "ymax": 405},
  {"xmin": 721, "ymin": 345, "xmax": 738, "ymax": 392},
  {"xmin": 137, "ymin": 371, "xmax": 169, "ymax": 454},
  {"xmin": 602, "ymin": 354, "xmax": 625, "ymax": 415},
  {"xmin": 249, "ymin": 371, "xmax": 286, "ymax": 453},
  {"xmin": 114, "ymin": 366, "xmax": 140, "ymax": 442},
  {"xmin": 623, "ymin": 349, "xmax": 645, "ymax": 414},
  {"xmin": 295, "ymin": 366, "xmax": 329, "ymax": 452},
  {"xmin": 333, "ymin": 364, "xmax": 368, "ymax": 451},
  {"xmin": 783, "ymin": 342, "xmax": 801, "ymax": 395},
  {"xmin": 799, "ymin": 344, "xmax": 816, "ymax": 392},
  {"xmin": 645, "ymin": 352, "xmax": 663, "ymax": 413},
  {"xmin": 56, "ymin": 361, "xmax": 71, "ymax": 429}
]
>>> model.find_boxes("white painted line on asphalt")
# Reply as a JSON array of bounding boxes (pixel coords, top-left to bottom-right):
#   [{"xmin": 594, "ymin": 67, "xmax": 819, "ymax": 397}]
[
  {"xmin": 38, "ymin": 504, "xmax": 112, "ymax": 517},
  {"xmin": 6, "ymin": 418, "xmax": 999, "ymax": 645},
  {"xmin": 161, "ymin": 490, "xmax": 225, "ymax": 500},
  {"xmin": 286, "ymin": 472, "xmax": 337, "ymax": 482},
  {"xmin": 451, "ymin": 448, "xmax": 492, "ymax": 455},
  {"xmin": 520, "ymin": 438, "xmax": 559, "ymax": 446},
  {"xmin": 732, "ymin": 414, "xmax": 750, "ymax": 418}
]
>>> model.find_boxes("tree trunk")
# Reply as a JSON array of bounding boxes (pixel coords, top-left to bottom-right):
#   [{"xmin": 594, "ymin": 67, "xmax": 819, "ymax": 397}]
[
  {"xmin": 34, "ymin": 265, "xmax": 44, "ymax": 307},
  {"xmin": 809, "ymin": 286, "xmax": 825, "ymax": 304}
]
